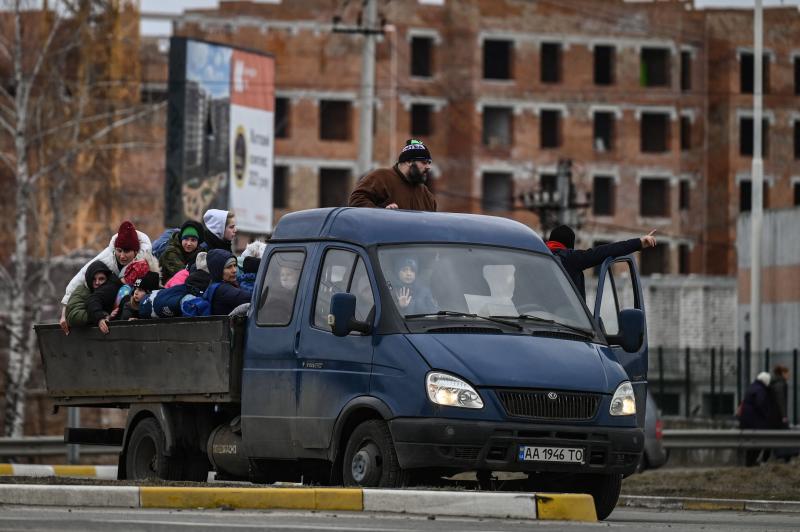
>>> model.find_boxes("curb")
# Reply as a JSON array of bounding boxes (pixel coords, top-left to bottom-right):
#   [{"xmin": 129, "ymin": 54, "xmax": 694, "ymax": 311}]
[
  {"xmin": 619, "ymin": 495, "xmax": 800, "ymax": 514},
  {"xmin": 0, "ymin": 464, "xmax": 117, "ymax": 479},
  {"xmin": 0, "ymin": 484, "xmax": 597, "ymax": 522}
]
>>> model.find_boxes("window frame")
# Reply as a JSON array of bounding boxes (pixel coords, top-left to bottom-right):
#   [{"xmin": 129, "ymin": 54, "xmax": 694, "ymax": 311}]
[
  {"xmin": 310, "ymin": 246, "xmax": 376, "ymax": 334},
  {"xmin": 255, "ymin": 248, "xmax": 307, "ymax": 327}
]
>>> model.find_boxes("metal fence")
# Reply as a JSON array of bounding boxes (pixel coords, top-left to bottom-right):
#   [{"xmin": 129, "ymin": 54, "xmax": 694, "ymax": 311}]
[{"xmin": 650, "ymin": 346, "xmax": 799, "ymax": 424}]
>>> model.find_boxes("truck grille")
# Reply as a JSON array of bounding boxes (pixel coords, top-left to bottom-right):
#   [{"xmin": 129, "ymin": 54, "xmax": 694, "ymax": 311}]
[{"xmin": 496, "ymin": 389, "xmax": 601, "ymax": 420}]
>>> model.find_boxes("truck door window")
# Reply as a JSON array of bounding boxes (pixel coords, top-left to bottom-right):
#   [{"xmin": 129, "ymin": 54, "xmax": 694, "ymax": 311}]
[
  {"xmin": 314, "ymin": 249, "xmax": 357, "ymax": 330},
  {"xmin": 256, "ymin": 251, "xmax": 305, "ymax": 326},
  {"xmin": 598, "ymin": 272, "xmax": 620, "ymax": 335},
  {"xmin": 351, "ymin": 259, "xmax": 375, "ymax": 323}
]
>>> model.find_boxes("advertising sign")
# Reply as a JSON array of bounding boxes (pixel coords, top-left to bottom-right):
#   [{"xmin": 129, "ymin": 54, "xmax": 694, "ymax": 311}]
[{"xmin": 165, "ymin": 38, "xmax": 275, "ymax": 233}]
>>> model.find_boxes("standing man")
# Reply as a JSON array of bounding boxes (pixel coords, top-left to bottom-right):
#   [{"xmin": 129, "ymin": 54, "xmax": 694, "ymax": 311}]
[
  {"xmin": 546, "ymin": 225, "xmax": 657, "ymax": 300},
  {"xmin": 349, "ymin": 139, "xmax": 437, "ymax": 211}
]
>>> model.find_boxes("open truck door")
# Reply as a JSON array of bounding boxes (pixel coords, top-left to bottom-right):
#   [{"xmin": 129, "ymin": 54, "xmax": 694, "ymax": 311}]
[{"xmin": 593, "ymin": 256, "xmax": 648, "ymax": 429}]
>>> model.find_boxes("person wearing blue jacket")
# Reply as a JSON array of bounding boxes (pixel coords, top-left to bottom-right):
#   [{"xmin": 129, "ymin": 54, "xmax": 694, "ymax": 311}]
[
  {"xmin": 206, "ymin": 249, "xmax": 252, "ymax": 315},
  {"xmin": 545, "ymin": 225, "xmax": 657, "ymax": 300}
]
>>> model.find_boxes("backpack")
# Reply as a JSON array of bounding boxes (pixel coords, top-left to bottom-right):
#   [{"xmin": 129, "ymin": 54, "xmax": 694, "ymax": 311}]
[
  {"xmin": 149, "ymin": 284, "xmax": 192, "ymax": 318},
  {"xmin": 181, "ymin": 282, "xmax": 221, "ymax": 317},
  {"xmin": 152, "ymin": 228, "xmax": 179, "ymax": 259}
]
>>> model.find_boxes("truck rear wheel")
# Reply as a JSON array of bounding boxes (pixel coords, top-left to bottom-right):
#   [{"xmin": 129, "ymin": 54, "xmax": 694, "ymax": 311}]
[
  {"xmin": 125, "ymin": 418, "xmax": 182, "ymax": 480},
  {"xmin": 342, "ymin": 420, "xmax": 405, "ymax": 488}
]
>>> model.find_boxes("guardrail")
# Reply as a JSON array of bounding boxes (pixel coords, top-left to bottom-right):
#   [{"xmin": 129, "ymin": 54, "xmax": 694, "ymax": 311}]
[
  {"xmin": 663, "ymin": 429, "xmax": 800, "ymax": 449},
  {"xmin": 0, "ymin": 436, "xmax": 120, "ymax": 458}
]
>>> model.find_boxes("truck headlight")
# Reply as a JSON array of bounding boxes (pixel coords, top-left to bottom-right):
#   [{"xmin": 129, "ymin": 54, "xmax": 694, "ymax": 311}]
[
  {"xmin": 426, "ymin": 372, "xmax": 484, "ymax": 409},
  {"xmin": 609, "ymin": 381, "xmax": 636, "ymax": 416}
]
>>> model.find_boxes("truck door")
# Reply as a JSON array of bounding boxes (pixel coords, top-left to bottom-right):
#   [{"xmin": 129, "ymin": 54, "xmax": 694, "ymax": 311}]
[
  {"xmin": 294, "ymin": 246, "xmax": 376, "ymax": 452},
  {"xmin": 592, "ymin": 256, "xmax": 648, "ymax": 428},
  {"xmin": 242, "ymin": 246, "xmax": 309, "ymax": 458}
]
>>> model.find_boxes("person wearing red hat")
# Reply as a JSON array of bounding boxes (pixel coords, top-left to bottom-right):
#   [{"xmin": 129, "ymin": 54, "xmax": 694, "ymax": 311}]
[{"xmin": 59, "ymin": 220, "xmax": 152, "ymax": 334}]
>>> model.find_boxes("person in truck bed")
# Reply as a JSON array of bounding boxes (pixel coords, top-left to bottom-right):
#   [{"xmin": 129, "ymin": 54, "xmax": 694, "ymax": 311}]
[
  {"xmin": 206, "ymin": 249, "xmax": 252, "ymax": 315},
  {"xmin": 117, "ymin": 272, "xmax": 161, "ymax": 321},
  {"xmin": 59, "ymin": 220, "xmax": 152, "ymax": 335},
  {"xmin": 203, "ymin": 209, "xmax": 237, "ymax": 253},
  {"xmin": 84, "ymin": 261, "xmax": 122, "ymax": 334},
  {"xmin": 159, "ymin": 220, "xmax": 204, "ymax": 285}
]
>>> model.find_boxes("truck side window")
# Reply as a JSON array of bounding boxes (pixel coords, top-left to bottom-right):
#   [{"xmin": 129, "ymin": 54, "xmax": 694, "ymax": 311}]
[
  {"xmin": 256, "ymin": 251, "xmax": 305, "ymax": 326},
  {"xmin": 351, "ymin": 258, "xmax": 375, "ymax": 323},
  {"xmin": 314, "ymin": 249, "xmax": 358, "ymax": 330},
  {"xmin": 598, "ymin": 272, "xmax": 620, "ymax": 336}
]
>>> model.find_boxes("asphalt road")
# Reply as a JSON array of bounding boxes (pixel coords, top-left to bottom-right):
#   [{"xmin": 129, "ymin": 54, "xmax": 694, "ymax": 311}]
[{"xmin": 0, "ymin": 506, "xmax": 797, "ymax": 531}]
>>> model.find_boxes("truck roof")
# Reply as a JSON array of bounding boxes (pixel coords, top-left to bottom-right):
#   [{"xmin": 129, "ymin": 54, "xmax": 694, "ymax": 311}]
[{"xmin": 271, "ymin": 208, "xmax": 548, "ymax": 252}]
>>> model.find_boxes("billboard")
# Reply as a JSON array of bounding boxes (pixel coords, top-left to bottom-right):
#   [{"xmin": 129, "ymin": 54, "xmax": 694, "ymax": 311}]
[{"xmin": 165, "ymin": 37, "xmax": 275, "ymax": 233}]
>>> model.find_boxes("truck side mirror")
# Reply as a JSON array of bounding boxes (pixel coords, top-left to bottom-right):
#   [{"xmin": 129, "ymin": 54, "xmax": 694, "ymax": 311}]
[
  {"xmin": 609, "ymin": 308, "xmax": 644, "ymax": 353},
  {"xmin": 328, "ymin": 292, "xmax": 371, "ymax": 337}
]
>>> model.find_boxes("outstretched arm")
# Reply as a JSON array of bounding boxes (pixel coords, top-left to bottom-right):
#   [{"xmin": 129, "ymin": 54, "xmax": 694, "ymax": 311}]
[{"xmin": 566, "ymin": 230, "xmax": 657, "ymax": 271}]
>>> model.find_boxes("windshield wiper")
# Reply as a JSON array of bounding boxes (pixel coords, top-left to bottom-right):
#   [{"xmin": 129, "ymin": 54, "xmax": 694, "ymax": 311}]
[
  {"xmin": 405, "ymin": 310, "xmax": 523, "ymax": 331},
  {"xmin": 490, "ymin": 314, "xmax": 594, "ymax": 339}
]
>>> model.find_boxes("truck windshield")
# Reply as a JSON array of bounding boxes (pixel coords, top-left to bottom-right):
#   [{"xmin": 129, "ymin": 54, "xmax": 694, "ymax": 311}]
[{"xmin": 377, "ymin": 245, "xmax": 593, "ymax": 332}]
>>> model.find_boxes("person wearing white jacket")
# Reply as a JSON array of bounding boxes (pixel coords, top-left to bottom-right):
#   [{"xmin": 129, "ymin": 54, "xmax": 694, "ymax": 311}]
[{"xmin": 59, "ymin": 220, "xmax": 152, "ymax": 334}]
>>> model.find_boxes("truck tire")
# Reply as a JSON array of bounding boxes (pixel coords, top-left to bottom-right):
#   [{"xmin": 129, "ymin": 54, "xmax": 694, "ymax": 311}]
[
  {"xmin": 584, "ymin": 473, "xmax": 622, "ymax": 521},
  {"xmin": 125, "ymin": 418, "xmax": 182, "ymax": 481},
  {"xmin": 342, "ymin": 419, "xmax": 405, "ymax": 488}
]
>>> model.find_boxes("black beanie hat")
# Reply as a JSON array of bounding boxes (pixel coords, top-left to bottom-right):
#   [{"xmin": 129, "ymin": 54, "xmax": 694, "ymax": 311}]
[
  {"xmin": 135, "ymin": 271, "xmax": 160, "ymax": 292},
  {"xmin": 549, "ymin": 225, "xmax": 576, "ymax": 249},
  {"xmin": 397, "ymin": 139, "xmax": 432, "ymax": 164}
]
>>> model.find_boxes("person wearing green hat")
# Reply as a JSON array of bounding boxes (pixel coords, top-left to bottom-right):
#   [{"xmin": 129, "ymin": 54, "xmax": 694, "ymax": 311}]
[{"xmin": 159, "ymin": 220, "xmax": 205, "ymax": 285}]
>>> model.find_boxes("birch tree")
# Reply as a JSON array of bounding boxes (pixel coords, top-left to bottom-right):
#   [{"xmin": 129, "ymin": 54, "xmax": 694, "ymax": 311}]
[{"xmin": 0, "ymin": 0, "xmax": 165, "ymax": 436}]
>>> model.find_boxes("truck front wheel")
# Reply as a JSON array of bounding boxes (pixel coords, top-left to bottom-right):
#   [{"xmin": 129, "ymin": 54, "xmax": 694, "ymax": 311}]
[
  {"xmin": 125, "ymin": 418, "xmax": 182, "ymax": 480},
  {"xmin": 583, "ymin": 473, "xmax": 622, "ymax": 521},
  {"xmin": 342, "ymin": 420, "xmax": 405, "ymax": 488}
]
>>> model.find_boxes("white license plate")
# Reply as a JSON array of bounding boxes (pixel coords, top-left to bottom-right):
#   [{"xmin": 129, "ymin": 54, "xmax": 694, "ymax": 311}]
[{"xmin": 518, "ymin": 445, "xmax": 584, "ymax": 463}]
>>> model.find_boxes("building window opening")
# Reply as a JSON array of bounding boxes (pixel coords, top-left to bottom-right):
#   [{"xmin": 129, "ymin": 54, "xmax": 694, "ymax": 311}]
[
  {"xmin": 411, "ymin": 36, "xmax": 433, "ymax": 77},
  {"xmin": 794, "ymin": 182, "xmax": 800, "ymax": 206},
  {"xmin": 593, "ymin": 111, "xmax": 614, "ymax": 152},
  {"xmin": 740, "ymin": 52, "xmax": 770, "ymax": 94},
  {"xmin": 592, "ymin": 176, "xmax": 614, "ymax": 216},
  {"xmin": 795, "ymin": 56, "xmax": 800, "ymax": 95},
  {"xmin": 739, "ymin": 117, "xmax": 769, "ymax": 157},
  {"xmin": 483, "ymin": 39, "xmax": 512, "ymax": 80},
  {"xmin": 640, "ymin": 177, "xmax": 670, "ymax": 217},
  {"xmin": 680, "ymin": 116, "xmax": 691, "ymax": 151},
  {"xmin": 678, "ymin": 244, "xmax": 690, "ymax": 274},
  {"xmin": 640, "ymin": 243, "xmax": 669, "ymax": 275},
  {"xmin": 540, "ymin": 173, "xmax": 557, "ymax": 199},
  {"xmin": 482, "ymin": 172, "xmax": 513, "ymax": 212},
  {"xmin": 640, "ymin": 112, "xmax": 670, "ymax": 153},
  {"xmin": 540, "ymin": 109, "xmax": 561, "ymax": 149},
  {"xmin": 411, "ymin": 103, "xmax": 433, "ymax": 136},
  {"xmin": 482, "ymin": 106, "xmax": 513, "ymax": 148},
  {"xmin": 319, "ymin": 168, "xmax": 351, "ymax": 207},
  {"xmin": 679, "ymin": 179, "xmax": 690, "ymax": 211},
  {"xmin": 275, "ymin": 97, "xmax": 290, "ymax": 139},
  {"xmin": 739, "ymin": 180, "xmax": 769, "ymax": 212},
  {"xmin": 541, "ymin": 42, "xmax": 561, "ymax": 83},
  {"xmin": 594, "ymin": 45, "xmax": 614, "ymax": 85},
  {"xmin": 319, "ymin": 100, "xmax": 351, "ymax": 140},
  {"xmin": 680, "ymin": 50, "xmax": 691, "ymax": 91},
  {"xmin": 273, "ymin": 165, "xmax": 288, "ymax": 209},
  {"xmin": 794, "ymin": 121, "xmax": 800, "ymax": 159},
  {"xmin": 640, "ymin": 47, "xmax": 670, "ymax": 87}
]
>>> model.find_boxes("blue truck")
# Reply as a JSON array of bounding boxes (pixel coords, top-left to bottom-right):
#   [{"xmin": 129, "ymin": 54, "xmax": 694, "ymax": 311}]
[{"xmin": 36, "ymin": 207, "xmax": 648, "ymax": 520}]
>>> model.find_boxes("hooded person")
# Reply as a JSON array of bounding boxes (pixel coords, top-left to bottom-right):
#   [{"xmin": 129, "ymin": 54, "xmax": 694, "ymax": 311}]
[
  {"xmin": 159, "ymin": 220, "xmax": 204, "ymax": 284},
  {"xmin": 740, "ymin": 372, "xmax": 774, "ymax": 466},
  {"xmin": 546, "ymin": 225, "xmax": 656, "ymax": 300},
  {"xmin": 118, "ymin": 271, "xmax": 160, "ymax": 321},
  {"xmin": 205, "ymin": 249, "xmax": 252, "ymax": 316},
  {"xmin": 392, "ymin": 257, "xmax": 437, "ymax": 316},
  {"xmin": 84, "ymin": 260, "xmax": 123, "ymax": 334},
  {"xmin": 348, "ymin": 139, "xmax": 437, "ymax": 211},
  {"xmin": 59, "ymin": 221, "xmax": 152, "ymax": 334},
  {"xmin": 237, "ymin": 240, "xmax": 266, "ymax": 292},
  {"xmin": 203, "ymin": 209, "xmax": 236, "ymax": 253}
]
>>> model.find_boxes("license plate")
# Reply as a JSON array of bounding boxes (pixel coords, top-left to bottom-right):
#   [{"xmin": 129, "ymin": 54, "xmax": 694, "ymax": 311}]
[{"xmin": 518, "ymin": 445, "xmax": 584, "ymax": 463}]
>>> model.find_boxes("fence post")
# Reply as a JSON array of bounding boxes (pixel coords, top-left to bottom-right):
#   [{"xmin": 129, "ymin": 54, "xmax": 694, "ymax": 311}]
[
  {"xmin": 737, "ymin": 347, "xmax": 742, "ymax": 404},
  {"xmin": 658, "ymin": 346, "xmax": 664, "ymax": 401},
  {"xmin": 765, "ymin": 348, "xmax": 771, "ymax": 373},
  {"xmin": 685, "ymin": 347, "xmax": 691, "ymax": 418},
  {"xmin": 710, "ymin": 347, "xmax": 716, "ymax": 418},
  {"xmin": 794, "ymin": 348, "xmax": 798, "ymax": 427},
  {"xmin": 719, "ymin": 345, "xmax": 725, "ymax": 410}
]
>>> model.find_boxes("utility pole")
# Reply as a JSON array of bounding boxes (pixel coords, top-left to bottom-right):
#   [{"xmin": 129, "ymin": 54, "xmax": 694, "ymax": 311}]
[
  {"xmin": 357, "ymin": 0, "xmax": 378, "ymax": 178},
  {"xmin": 750, "ymin": 0, "xmax": 763, "ymax": 380}
]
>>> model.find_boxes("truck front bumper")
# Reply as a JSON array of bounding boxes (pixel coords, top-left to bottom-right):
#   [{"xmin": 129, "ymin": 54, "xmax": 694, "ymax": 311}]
[{"xmin": 389, "ymin": 418, "xmax": 643, "ymax": 476}]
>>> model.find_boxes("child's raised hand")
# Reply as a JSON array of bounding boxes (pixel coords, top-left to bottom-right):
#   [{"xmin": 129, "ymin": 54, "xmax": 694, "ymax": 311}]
[{"xmin": 397, "ymin": 287, "xmax": 413, "ymax": 308}]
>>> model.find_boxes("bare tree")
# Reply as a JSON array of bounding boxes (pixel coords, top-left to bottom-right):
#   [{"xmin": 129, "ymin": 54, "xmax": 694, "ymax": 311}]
[{"xmin": 0, "ymin": 0, "xmax": 165, "ymax": 436}]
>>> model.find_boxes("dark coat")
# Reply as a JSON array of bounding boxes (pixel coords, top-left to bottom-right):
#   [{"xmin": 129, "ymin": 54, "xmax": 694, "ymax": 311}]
[
  {"xmin": 349, "ymin": 167, "xmax": 437, "ymax": 211},
  {"xmin": 551, "ymin": 238, "xmax": 642, "ymax": 299},
  {"xmin": 393, "ymin": 280, "xmax": 437, "ymax": 316},
  {"xmin": 203, "ymin": 224, "xmax": 232, "ymax": 252},
  {"xmin": 211, "ymin": 283, "xmax": 252, "ymax": 316},
  {"xmin": 740, "ymin": 380, "xmax": 772, "ymax": 429},
  {"xmin": 768, "ymin": 376, "xmax": 789, "ymax": 428},
  {"xmin": 84, "ymin": 261, "xmax": 122, "ymax": 325}
]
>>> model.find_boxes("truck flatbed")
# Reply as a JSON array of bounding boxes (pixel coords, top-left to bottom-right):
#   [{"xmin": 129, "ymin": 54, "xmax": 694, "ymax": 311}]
[{"xmin": 35, "ymin": 316, "xmax": 244, "ymax": 407}]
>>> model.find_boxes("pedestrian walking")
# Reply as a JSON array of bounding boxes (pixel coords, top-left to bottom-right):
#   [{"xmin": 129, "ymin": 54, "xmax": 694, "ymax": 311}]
[{"xmin": 740, "ymin": 372, "xmax": 773, "ymax": 466}]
